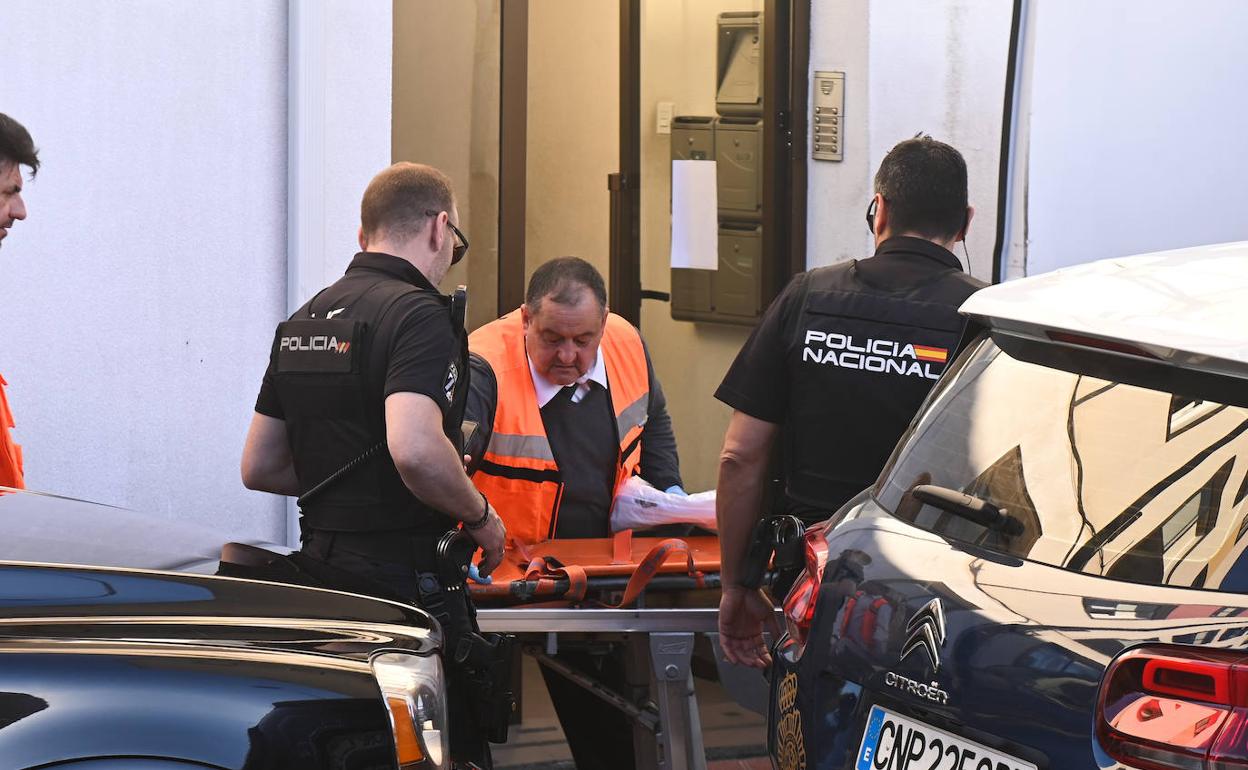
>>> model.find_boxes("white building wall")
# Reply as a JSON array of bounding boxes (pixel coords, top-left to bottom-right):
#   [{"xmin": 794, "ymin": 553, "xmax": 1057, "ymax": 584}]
[
  {"xmin": 866, "ymin": 0, "xmax": 1012, "ymax": 281},
  {"xmin": 807, "ymin": 1, "xmax": 1011, "ymax": 280},
  {"xmin": 809, "ymin": 0, "xmax": 1248, "ymax": 281},
  {"xmin": 805, "ymin": 1, "xmax": 872, "ymax": 268},
  {"xmin": 0, "ymin": 1, "xmax": 391, "ymax": 546},
  {"xmin": 292, "ymin": 0, "xmax": 395, "ymax": 302},
  {"xmin": 1022, "ymin": 0, "xmax": 1248, "ymax": 275}
]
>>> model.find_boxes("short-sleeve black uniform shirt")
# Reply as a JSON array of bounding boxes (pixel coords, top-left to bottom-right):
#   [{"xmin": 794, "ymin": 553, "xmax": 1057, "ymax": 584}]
[
  {"xmin": 715, "ymin": 237, "xmax": 986, "ymax": 517},
  {"xmin": 255, "ymin": 252, "xmax": 467, "ymax": 533},
  {"xmin": 256, "ymin": 252, "xmax": 462, "ymax": 423}
]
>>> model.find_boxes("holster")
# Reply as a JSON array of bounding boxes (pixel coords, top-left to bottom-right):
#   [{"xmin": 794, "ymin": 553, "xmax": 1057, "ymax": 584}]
[
  {"xmin": 454, "ymin": 630, "xmax": 517, "ymax": 744},
  {"xmin": 423, "ymin": 529, "xmax": 518, "ymax": 745},
  {"xmin": 738, "ymin": 514, "xmax": 806, "ymax": 590}
]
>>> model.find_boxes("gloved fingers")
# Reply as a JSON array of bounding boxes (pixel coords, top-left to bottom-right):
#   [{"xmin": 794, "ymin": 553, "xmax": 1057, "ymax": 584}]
[{"xmin": 467, "ymin": 562, "xmax": 493, "ymax": 584}]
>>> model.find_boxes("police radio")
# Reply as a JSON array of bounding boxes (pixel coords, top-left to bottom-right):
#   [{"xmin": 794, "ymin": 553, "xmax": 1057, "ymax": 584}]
[{"xmin": 451, "ymin": 285, "xmax": 467, "ymax": 331}]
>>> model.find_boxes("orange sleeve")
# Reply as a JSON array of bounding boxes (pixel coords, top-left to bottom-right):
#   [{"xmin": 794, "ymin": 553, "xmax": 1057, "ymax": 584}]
[{"xmin": 0, "ymin": 374, "xmax": 26, "ymax": 489}]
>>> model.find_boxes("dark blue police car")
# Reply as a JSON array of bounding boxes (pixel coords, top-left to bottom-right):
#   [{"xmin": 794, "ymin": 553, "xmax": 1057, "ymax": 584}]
[
  {"xmin": 770, "ymin": 243, "xmax": 1248, "ymax": 770},
  {"xmin": 0, "ymin": 487, "xmax": 449, "ymax": 769}
]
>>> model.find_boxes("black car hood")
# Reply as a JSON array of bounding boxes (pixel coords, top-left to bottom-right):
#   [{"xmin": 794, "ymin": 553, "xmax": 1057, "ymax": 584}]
[
  {"xmin": 0, "ymin": 561, "xmax": 440, "ymax": 659},
  {"xmin": 0, "ymin": 488, "xmax": 439, "ymax": 658}
]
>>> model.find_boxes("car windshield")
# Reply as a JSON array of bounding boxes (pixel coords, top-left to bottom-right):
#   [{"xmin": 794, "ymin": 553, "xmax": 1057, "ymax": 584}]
[{"xmin": 876, "ymin": 336, "xmax": 1248, "ymax": 591}]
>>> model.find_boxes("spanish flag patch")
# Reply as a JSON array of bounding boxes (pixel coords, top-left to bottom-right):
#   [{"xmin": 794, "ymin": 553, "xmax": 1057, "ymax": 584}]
[{"xmin": 912, "ymin": 345, "xmax": 948, "ymax": 363}]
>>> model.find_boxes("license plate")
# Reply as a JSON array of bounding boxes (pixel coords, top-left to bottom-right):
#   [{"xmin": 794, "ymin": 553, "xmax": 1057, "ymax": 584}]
[{"xmin": 855, "ymin": 705, "xmax": 1036, "ymax": 770}]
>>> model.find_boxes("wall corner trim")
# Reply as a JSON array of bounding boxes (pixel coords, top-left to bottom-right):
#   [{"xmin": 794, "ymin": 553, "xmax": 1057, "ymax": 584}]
[{"xmin": 284, "ymin": 0, "xmax": 329, "ymax": 546}]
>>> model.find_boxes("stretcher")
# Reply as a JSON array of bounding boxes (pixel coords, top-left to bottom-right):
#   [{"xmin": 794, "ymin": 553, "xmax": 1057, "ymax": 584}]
[
  {"xmin": 469, "ymin": 530, "xmax": 723, "ymax": 607},
  {"xmin": 470, "ymin": 531, "xmax": 773, "ymax": 770}
]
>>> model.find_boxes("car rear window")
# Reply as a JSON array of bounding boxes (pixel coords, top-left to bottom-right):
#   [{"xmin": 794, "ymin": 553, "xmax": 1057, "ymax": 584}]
[{"xmin": 876, "ymin": 336, "xmax": 1248, "ymax": 591}]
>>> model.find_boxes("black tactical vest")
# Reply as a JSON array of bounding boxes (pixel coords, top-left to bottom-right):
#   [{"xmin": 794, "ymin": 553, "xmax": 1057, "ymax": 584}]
[
  {"xmin": 779, "ymin": 247, "xmax": 983, "ymax": 516},
  {"xmin": 270, "ymin": 278, "xmax": 467, "ymax": 534}
]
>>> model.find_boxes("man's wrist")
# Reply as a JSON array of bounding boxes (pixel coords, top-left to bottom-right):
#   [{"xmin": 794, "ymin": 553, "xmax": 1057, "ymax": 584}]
[{"xmin": 465, "ymin": 490, "xmax": 492, "ymax": 530}]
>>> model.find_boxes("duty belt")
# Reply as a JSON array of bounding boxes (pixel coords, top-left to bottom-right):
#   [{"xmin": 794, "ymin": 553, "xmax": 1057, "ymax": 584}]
[{"xmin": 301, "ymin": 527, "xmax": 443, "ymax": 570}]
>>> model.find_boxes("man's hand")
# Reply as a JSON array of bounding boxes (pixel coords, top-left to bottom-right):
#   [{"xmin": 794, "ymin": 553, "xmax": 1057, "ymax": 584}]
[
  {"xmin": 719, "ymin": 585, "xmax": 780, "ymax": 669},
  {"xmin": 468, "ymin": 503, "xmax": 506, "ymax": 578}
]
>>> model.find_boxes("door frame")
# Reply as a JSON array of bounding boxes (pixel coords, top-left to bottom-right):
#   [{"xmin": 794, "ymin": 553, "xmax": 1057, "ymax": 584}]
[
  {"xmin": 609, "ymin": 0, "xmax": 642, "ymax": 325},
  {"xmin": 498, "ymin": 0, "xmax": 529, "ymax": 315},
  {"xmin": 498, "ymin": 0, "xmax": 811, "ymax": 324}
]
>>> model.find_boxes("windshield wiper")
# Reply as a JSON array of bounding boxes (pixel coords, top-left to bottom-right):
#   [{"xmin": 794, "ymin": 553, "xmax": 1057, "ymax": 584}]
[{"xmin": 911, "ymin": 484, "xmax": 1024, "ymax": 536}]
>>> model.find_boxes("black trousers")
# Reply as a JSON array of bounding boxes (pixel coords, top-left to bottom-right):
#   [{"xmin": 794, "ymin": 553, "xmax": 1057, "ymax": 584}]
[
  {"xmin": 302, "ymin": 531, "xmax": 493, "ymax": 770},
  {"xmin": 539, "ymin": 648, "xmax": 636, "ymax": 770}
]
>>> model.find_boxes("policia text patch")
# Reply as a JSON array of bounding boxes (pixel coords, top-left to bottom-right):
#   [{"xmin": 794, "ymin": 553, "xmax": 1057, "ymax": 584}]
[
  {"xmin": 275, "ymin": 318, "xmax": 363, "ymax": 374},
  {"xmin": 801, "ymin": 330, "xmax": 948, "ymax": 381}
]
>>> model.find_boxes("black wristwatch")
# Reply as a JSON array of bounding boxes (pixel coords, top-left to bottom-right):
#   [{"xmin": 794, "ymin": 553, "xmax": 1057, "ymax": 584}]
[{"xmin": 465, "ymin": 491, "xmax": 492, "ymax": 530}]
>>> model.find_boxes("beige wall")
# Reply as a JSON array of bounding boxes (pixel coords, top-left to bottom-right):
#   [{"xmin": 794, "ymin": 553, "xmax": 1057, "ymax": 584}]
[
  {"xmin": 393, "ymin": 0, "xmax": 501, "ymax": 330},
  {"xmin": 395, "ymin": 0, "xmax": 757, "ymax": 492},
  {"xmin": 525, "ymin": 1, "xmax": 619, "ymax": 283},
  {"xmin": 639, "ymin": 0, "xmax": 762, "ymax": 492}
]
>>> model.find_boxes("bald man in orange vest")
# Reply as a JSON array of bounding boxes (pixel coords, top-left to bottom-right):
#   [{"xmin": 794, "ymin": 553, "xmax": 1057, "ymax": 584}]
[
  {"xmin": 465, "ymin": 256, "xmax": 683, "ymax": 770},
  {"xmin": 466, "ymin": 257, "xmax": 683, "ymax": 544},
  {"xmin": 0, "ymin": 113, "xmax": 40, "ymax": 489}
]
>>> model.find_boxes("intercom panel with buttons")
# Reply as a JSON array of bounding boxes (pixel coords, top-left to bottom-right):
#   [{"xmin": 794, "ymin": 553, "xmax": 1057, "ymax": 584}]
[{"xmin": 812, "ymin": 70, "xmax": 845, "ymax": 162}]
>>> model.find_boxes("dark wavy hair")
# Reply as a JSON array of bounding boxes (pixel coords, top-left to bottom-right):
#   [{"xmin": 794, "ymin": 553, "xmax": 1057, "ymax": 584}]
[{"xmin": 0, "ymin": 114, "xmax": 39, "ymax": 176}]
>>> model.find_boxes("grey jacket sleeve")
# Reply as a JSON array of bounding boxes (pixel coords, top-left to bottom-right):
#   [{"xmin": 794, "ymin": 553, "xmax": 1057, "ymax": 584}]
[
  {"xmin": 638, "ymin": 340, "xmax": 684, "ymax": 492},
  {"xmin": 463, "ymin": 352, "xmax": 497, "ymax": 477}
]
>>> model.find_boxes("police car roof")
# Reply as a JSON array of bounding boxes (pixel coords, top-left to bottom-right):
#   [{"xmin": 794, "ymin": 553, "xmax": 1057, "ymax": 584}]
[{"xmin": 959, "ymin": 241, "xmax": 1248, "ymax": 378}]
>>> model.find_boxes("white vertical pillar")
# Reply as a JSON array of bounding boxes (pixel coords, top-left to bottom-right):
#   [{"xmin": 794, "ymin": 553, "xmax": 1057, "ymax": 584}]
[
  {"xmin": 285, "ymin": 0, "xmax": 394, "ymax": 546},
  {"xmin": 288, "ymin": 0, "xmax": 330, "ymax": 315},
  {"xmin": 286, "ymin": 0, "xmax": 328, "ymax": 547},
  {"xmin": 999, "ymin": 0, "xmax": 1035, "ymax": 282}
]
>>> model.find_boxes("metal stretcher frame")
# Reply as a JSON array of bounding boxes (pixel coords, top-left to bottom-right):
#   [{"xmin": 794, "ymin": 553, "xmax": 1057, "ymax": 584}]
[{"xmin": 477, "ymin": 608, "xmax": 771, "ymax": 770}]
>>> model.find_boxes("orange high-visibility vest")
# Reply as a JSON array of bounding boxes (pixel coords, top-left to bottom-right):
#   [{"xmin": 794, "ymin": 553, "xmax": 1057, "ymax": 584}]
[
  {"xmin": 0, "ymin": 374, "xmax": 24, "ymax": 489},
  {"xmin": 470, "ymin": 311, "xmax": 650, "ymax": 544}
]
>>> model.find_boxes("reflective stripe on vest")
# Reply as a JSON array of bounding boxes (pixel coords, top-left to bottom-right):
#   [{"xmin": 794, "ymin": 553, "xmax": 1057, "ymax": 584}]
[{"xmin": 470, "ymin": 311, "xmax": 650, "ymax": 544}]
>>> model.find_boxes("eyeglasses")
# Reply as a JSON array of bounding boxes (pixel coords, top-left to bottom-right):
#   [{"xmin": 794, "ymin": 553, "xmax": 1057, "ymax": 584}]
[{"xmin": 425, "ymin": 210, "xmax": 470, "ymax": 265}]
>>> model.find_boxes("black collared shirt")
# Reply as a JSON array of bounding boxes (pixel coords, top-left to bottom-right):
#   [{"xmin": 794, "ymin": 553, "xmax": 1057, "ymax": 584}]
[
  {"xmin": 852, "ymin": 236, "xmax": 965, "ymax": 284},
  {"xmin": 256, "ymin": 252, "xmax": 459, "ymax": 420},
  {"xmin": 715, "ymin": 236, "xmax": 985, "ymax": 515}
]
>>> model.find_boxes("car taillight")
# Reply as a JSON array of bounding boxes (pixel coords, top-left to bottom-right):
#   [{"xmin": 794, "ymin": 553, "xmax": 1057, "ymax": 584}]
[
  {"xmin": 1046, "ymin": 330, "xmax": 1160, "ymax": 359},
  {"xmin": 1097, "ymin": 645, "xmax": 1248, "ymax": 769},
  {"xmin": 782, "ymin": 525, "xmax": 829, "ymax": 658}
]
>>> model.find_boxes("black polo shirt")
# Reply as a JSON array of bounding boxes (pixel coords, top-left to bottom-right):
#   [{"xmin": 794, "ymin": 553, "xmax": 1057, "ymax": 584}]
[
  {"xmin": 256, "ymin": 252, "xmax": 461, "ymax": 423},
  {"xmin": 716, "ymin": 236, "xmax": 986, "ymax": 515}
]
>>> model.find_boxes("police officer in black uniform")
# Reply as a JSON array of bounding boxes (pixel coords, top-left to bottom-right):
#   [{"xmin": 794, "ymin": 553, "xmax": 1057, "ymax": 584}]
[
  {"xmin": 713, "ymin": 137, "xmax": 987, "ymax": 669},
  {"xmin": 241, "ymin": 162, "xmax": 507, "ymax": 767}
]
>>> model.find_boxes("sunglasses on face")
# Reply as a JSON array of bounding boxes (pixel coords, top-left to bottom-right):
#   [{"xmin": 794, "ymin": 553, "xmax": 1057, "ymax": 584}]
[{"xmin": 425, "ymin": 210, "xmax": 470, "ymax": 265}]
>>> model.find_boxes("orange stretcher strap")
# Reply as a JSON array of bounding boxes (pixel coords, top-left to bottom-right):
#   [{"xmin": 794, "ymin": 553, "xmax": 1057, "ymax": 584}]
[
  {"xmin": 605, "ymin": 537, "xmax": 704, "ymax": 609},
  {"xmin": 612, "ymin": 528, "xmax": 632, "ymax": 565},
  {"xmin": 468, "ymin": 533, "xmax": 721, "ymax": 605},
  {"xmin": 524, "ymin": 557, "xmax": 589, "ymax": 602},
  {"xmin": 511, "ymin": 537, "xmax": 703, "ymax": 608},
  {"xmin": 508, "ymin": 534, "xmax": 722, "ymax": 577}
]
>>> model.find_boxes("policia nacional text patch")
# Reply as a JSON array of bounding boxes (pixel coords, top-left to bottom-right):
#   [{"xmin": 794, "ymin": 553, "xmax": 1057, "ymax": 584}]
[{"xmin": 275, "ymin": 318, "xmax": 363, "ymax": 374}]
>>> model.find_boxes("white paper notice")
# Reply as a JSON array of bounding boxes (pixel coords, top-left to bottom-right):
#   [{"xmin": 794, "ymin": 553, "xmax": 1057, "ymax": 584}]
[{"xmin": 670, "ymin": 160, "xmax": 719, "ymax": 270}]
